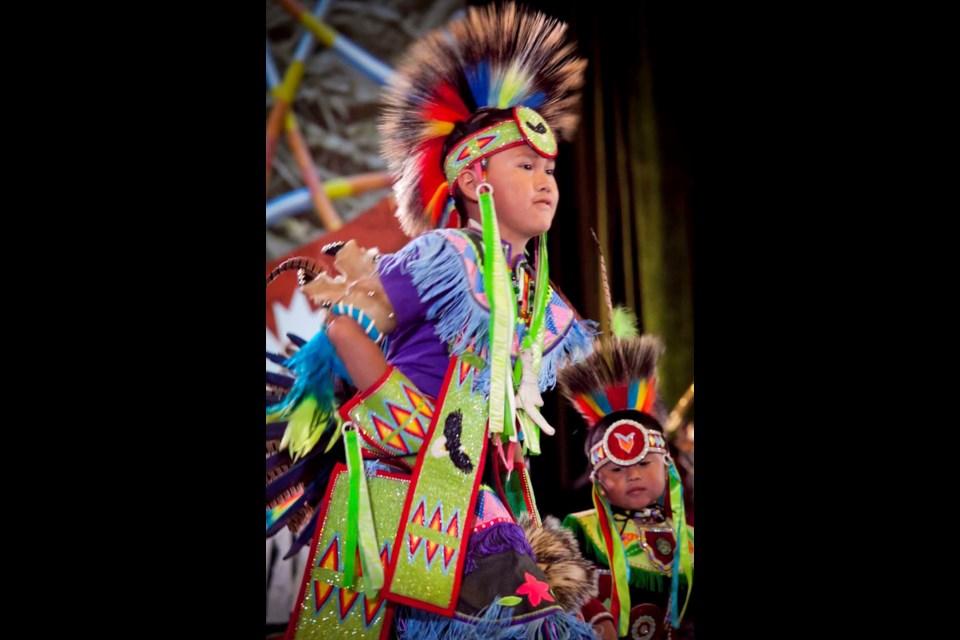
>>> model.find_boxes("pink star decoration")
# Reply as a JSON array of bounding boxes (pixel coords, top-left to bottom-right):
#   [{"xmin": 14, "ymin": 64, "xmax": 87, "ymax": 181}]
[{"xmin": 515, "ymin": 572, "xmax": 555, "ymax": 607}]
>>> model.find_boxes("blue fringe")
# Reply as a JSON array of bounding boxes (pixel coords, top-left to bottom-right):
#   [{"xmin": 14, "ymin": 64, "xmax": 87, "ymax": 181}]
[
  {"xmin": 384, "ymin": 231, "xmax": 491, "ymax": 360},
  {"xmin": 536, "ymin": 319, "xmax": 598, "ymax": 391},
  {"xmin": 394, "ymin": 602, "xmax": 595, "ymax": 640},
  {"xmin": 385, "ymin": 232, "xmax": 598, "ymax": 396},
  {"xmin": 473, "ymin": 319, "xmax": 599, "ymax": 395}
]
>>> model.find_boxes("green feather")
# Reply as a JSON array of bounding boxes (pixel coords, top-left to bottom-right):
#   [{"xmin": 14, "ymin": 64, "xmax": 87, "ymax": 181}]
[
  {"xmin": 280, "ymin": 395, "xmax": 328, "ymax": 460},
  {"xmin": 611, "ymin": 306, "xmax": 639, "ymax": 339}
]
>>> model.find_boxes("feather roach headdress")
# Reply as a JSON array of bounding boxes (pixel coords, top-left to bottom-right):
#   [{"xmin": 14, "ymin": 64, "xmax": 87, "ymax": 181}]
[
  {"xmin": 378, "ymin": 1, "xmax": 587, "ymax": 236},
  {"xmin": 559, "ymin": 335, "xmax": 670, "ymax": 472}
]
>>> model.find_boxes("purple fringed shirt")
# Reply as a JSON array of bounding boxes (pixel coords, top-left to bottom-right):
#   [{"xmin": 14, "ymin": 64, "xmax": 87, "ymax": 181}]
[{"xmin": 377, "ymin": 232, "xmax": 524, "ymax": 399}]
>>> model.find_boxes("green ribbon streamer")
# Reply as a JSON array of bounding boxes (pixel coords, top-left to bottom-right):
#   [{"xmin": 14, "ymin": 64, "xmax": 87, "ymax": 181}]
[
  {"xmin": 528, "ymin": 233, "xmax": 550, "ymax": 371},
  {"xmin": 667, "ymin": 460, "xmax": 693, "ymax": 625},
  {"xmin": 514, "ymin": 233, "xmax": 550, "ymax": 453},
  {"xmin": 479, "ymin": 187, "xmax": 516, "ymax": 440},
  {"xmin": 594, "ymin": 484, "xmax": 631, "ymax": 637},
  {"xmin": 519, "ymin": 410, "xmax": 540, "ymax": 455},
  {"xmin": 342, "ymin": 428, "xmax": 384, "ymax": 594}
]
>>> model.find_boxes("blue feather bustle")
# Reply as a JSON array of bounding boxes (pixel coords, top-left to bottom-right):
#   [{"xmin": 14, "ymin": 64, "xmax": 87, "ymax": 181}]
[{"xmin": 265, "ymin": 326, "xmax": 353, "ymax": 421}]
